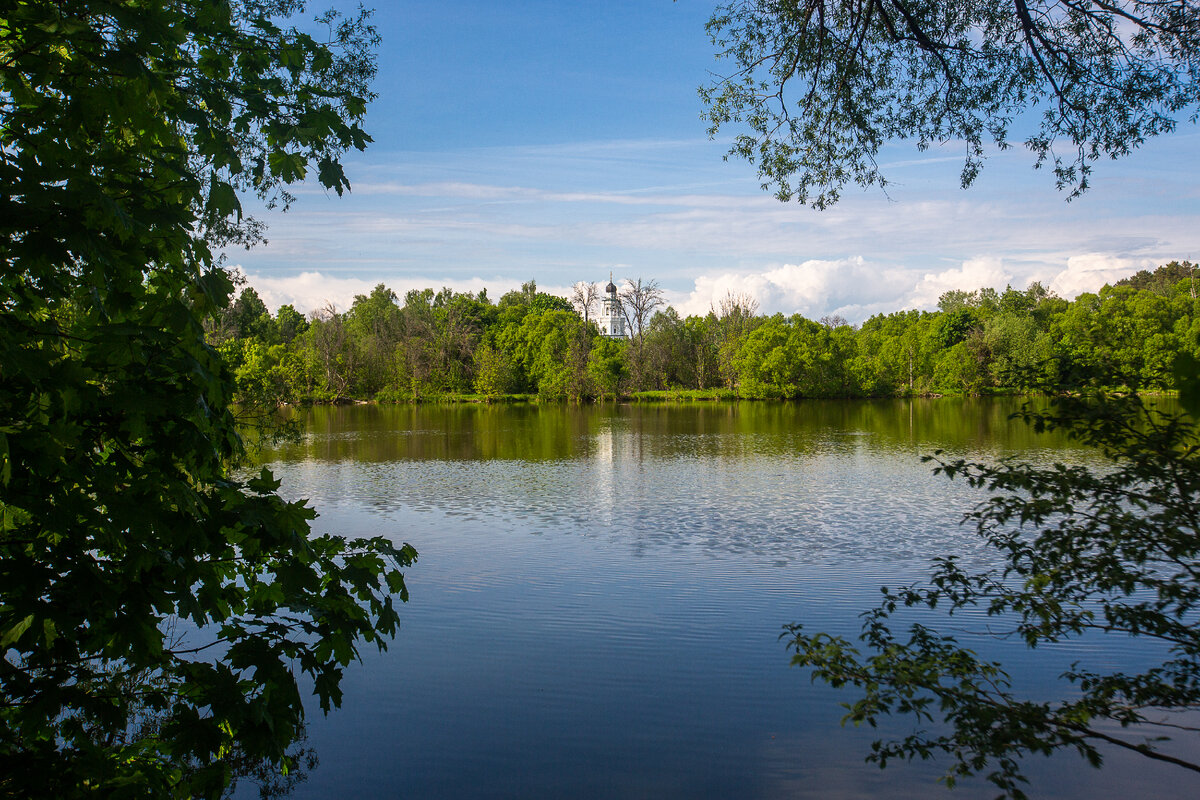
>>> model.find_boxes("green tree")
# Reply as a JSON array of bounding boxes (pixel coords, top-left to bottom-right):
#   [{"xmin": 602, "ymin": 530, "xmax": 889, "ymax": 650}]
[
  {"xmin": 304, "ymin": 304, "xmax": 356, "ymax": 400},
  {"xmin": 273, "ymin": 303, "xmax": 310, "ymax": 345},
  {"xmin": 498, "ymin": 279, "xmax": 572, "ymax": 315},
  {"xmin": 857, "ymin": 310, "xmax": 933, "ymax": 396},
  {"xmin": 712, "ymin": 290, "xmax": 761, "ymax": 391},
  {"xmin": 818, "ymin": 319, "xmax": 860, "ymax": 396},
  {"xmin": 0, "ymin": 2, "xmax": 414, "ymax": 796},
  {"xmin": 618, "ymin": 278, "xmax": 666, "ymax": 390},
  {"xmin": 473, "ymin": 342, "xmax": 518, "ymax": 398},
  {"xmin": 683, "ymin": 314, "xmax": 722, "ymax": 390},
  {"xmin": 1116, "ymin": 261, "xmax": 1200, "ymax": 297},
  {"xmin": 701, "ymin": 0, "xmax": 1200, "ymax": 206},
  {"xmin": 346, "ymin": 284, "xmax": 402, "ymax": 397},
  {"xmin": 511, "ymin": 310, "xmax": 592, "ymax": 401},
  {"xmin": 430, "ymin": 288, "xmax": 493, "ymax": 393},
  {"xmin": 785, "ymin": 394, "xmax": 1200, "ymax": 795},
  {"xmin": 395, "ymin": 288, "xmax": 439, "ymax": 398},
  {"xmin": 230, "ymin": 287, "xmax": 273, "ymax": 341},
  {"xmin": 982, "ymin": 312, "xmax": 1045, "ymax": 388},
  {"xmin": 642, "ymin": 308, "xmax": 696, "ymax": 390},
  {"xmin": 588, "ymin": 337, "xmax": 630, "ymax": 400}
]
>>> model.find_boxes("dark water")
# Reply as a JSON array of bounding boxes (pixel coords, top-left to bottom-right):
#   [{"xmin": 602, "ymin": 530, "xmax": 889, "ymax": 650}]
[{"xmin": 246, "ymin": 399, "xmax": 1199, "ymax": 799}]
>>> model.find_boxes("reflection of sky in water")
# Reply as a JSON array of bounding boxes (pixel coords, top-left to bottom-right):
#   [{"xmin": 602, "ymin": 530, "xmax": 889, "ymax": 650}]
[
  {"xmin": 242, "ymin": 401, "xmax": 1199, "ymax": 800},
  {"xmin": 286, "ymin": 434, "xmax": 991, "ymax": 567}
]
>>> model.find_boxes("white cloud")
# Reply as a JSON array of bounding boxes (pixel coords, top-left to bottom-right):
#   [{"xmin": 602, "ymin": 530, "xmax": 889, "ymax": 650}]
[
  {"xmin": 239, "ymin": 271, "xmax": 379, "ymax": 314},
  {"xmin": 667, "ymin": 253, "xmax": 1152, "ymax": 325},
  {"xmin": 1047, "ymin": 253, "xmax": 1160, "ymax": 297},
  {"xmin": 905, "ymin": 257, "xmax": 1013, "ymax": 310},
  {"xmin": 229, "ymin": 133, "xmax": 1198, "ymax": 323},
  {"xmin": 674, "ymin": 258, "xmax": 915, "ymax": 321},
  {"xmin": 242, "ymin": 251, "xmax": 1173, "ymax": 327},
  {"xmin": 239, "ymin": 269, "xmax": 573, "ymax": 316}
]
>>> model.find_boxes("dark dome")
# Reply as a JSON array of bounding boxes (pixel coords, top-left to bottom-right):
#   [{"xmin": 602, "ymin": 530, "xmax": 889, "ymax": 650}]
[{"xmin": 605, "ymin": 280, "xmax": 617, "ymax": 293}]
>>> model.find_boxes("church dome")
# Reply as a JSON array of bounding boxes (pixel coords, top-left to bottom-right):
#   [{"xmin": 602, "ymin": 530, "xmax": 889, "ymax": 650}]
[{"xmin": 605, "ymin": 280, "xmax": 617, "ymax": 294}]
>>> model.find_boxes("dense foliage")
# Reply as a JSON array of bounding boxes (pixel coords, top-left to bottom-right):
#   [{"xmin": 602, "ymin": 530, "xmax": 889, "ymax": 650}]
[
  {"xmin": 1, "ymin": 2, "xmax": 413, "ymax": 797},
  {"xmin": 217, "ymin": 263, "xmax": 1200, "ymax": 403},
  {"xmin": 701, "ymin": 0, "xmax": 1200, "ymax": 206},
  {"xmin": 785, "ymin": 393, "xmax": 1200, "ymax": 796}
]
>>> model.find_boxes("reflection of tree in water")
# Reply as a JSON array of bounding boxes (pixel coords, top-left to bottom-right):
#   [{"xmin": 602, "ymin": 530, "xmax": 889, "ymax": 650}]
[
  {"xmin": 225, "ymin": 736, "xmax": 317, "ymax": 799},
  {"xmin": 268, "ymin": 398, "xmax": 1087, "ymax": 465},
  {"xmin": 259, "ymin": 399, "xmax": 1114, "ymax": 564},
  {"xmin": 85, "ymin": 633, "xmax": 320, "ymax": 800}
]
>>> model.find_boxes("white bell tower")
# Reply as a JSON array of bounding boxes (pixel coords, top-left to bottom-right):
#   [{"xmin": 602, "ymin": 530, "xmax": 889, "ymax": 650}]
[{"xmin": 598, "ymin": 275, "xmax": 627, "ymax": 339}]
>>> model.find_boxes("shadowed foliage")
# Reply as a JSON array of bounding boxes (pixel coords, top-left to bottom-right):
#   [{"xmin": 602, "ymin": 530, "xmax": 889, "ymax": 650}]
[{"xmin": 0, "ymin": 2, "xmax": 414, "ymax": 796}]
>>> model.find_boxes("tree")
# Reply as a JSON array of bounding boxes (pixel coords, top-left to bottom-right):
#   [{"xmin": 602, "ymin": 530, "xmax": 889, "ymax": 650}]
[
  {"xmin": 396, "ymin": 288, "xmax": 439, "ymax": 397},
  {"xmin": 642, "ymin": 308, "xmax": 698, "ymax": 390},
  {"xmin": 714, "ymin": 290, "xmax": 761, "ymax": 390},
  {"xmin": 734, "ymin": 316, "xmax": 802, "ymax": 397},
  {"xmin": 473, "ymin": 342, "xmax": 518, "ymax": 398},
  {"xmin": 1116, "ymin": 261, "xmax": 1200, "ymax": 297},
  {"xmin": 588, "ymin": 337, "xmax": 630, "ymax": 400},
  {"xmin": 430, "ymin": 287, "xmax": 490, "ymax": 393},
  {"xmin": 274, "ymin": 304, "xmax": 311, "ymax": 345},
  {"xmin": 785, "ymin": 393, "xmax": 1200, "ymax": 795},
  {"xmin": 0, "ymin": 3, "xmax": 414, "ymax": 796},
  {"xmin": 571, "ymin": 281, "xmax": 600, "ymax": 323},
  {"xmin": 307, "ymin": 303, "xmax": 356, "ymax": 400},
  {"xmin": 346, "ymin": 284, "xmax": 402, "ymax": 397},
  {"xmin": 619, "ymin": 278, "xmax": 666, "ymax": 389},
  {"xmin": 683, "ymin": 314, "xmax": 722, "ymax": 390},
  {"xmin": 619, "ymin": 277, "xmax": 667, "ymax": 341},
  {"xmin": 701, "ymin": 0, "xmax": 1200, "ymax": 207},
  {"xmin": 229, "ymin": 287, "xmax": 273, "ymax": 341},
  {"xmin": 509, "ymin": 310, "xmax": 592, "ymax": 400}
]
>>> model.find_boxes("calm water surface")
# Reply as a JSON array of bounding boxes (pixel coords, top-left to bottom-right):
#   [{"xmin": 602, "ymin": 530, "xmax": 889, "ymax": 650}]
[{"xmin": 249, "ymin": 399, "xmax": 1198, "ymax": 799}]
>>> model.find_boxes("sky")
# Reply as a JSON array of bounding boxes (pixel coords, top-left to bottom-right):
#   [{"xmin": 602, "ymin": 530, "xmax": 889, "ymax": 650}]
[{"xmin": 233, "ymin": 1, "xmax": 1200, "ymax": 323}]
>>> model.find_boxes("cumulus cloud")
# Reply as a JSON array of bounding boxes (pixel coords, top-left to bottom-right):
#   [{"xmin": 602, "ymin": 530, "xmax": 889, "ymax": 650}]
[
  {"xmin": 1047, "ymin": 253, "xmax": 1160, "ymax": 297},
  {"xmin": 673, "ymin": 257, "xmax": 1012, "ymax": 322},
  {"xmin": 668, "ymin": 253, "xmax": 1156, "ymax": 325},
  {"xmin": 241, "ymin": 251, "xmax": 1164, "ymax": 327},
  {"xmin": 237, "ymin": 271, "xmax": 378, "ymax": 314},
  {"xmin": 905, "ymin": 257, "xmax": 1013, "ymax": 309},
  {"xmin": 239, "ymin": 269, "xmax": 572, "ymax": 315},
  {"xmin": 673, "ymin": 258, "xmax": 896, "ymax": 319}
]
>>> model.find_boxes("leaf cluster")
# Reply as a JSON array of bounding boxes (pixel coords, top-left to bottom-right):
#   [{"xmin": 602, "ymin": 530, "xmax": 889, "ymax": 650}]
[
  {"xmin": 1, "ymin": 2, "xmax": 412, "ymax": 796},
  {"xmin": 702, "ymin": 0, "xmax": 1200, "ymax": 206},
  {"xmin": 785, "ymin": 393, "xmax": 1200, "ymax": 796}
]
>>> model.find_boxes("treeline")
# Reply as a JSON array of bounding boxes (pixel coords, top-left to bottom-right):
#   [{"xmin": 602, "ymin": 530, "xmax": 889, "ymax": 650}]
[{"xmin": 209, "ymin": 263, "xmax": 1200, "ymax": 403}]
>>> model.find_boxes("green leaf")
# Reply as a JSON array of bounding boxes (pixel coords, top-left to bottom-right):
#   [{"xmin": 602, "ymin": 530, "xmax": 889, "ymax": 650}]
[
  {"xmin": 317, "ymin": 157, "xmax": 346, "ymax": 194},
  {"xmin": 1, "ymin": 615, "xmax": 35, "ymax": 648},
  {"xmin": 208, "ymin": 180, "xmax": 242, "ymax": 221},
  {"xmin": 267, "ymin": 150, "xmax": 307, "ymax": 182},
  {"xmin": 385, "ymin": 571, "xmax": 407, "ymax": 594}
]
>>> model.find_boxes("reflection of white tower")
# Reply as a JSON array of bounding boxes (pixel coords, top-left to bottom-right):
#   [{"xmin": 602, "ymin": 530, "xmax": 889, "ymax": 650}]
[
  {"xmin": 598, "ymin": 275, "xmax": 627, "ymax": 338},
  {"xmin": 593, "ymin": 420, "xmax": 616, "ymax": 527}
]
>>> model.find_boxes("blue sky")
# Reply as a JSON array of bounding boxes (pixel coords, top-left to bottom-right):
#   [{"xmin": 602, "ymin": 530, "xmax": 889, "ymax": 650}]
[{"xmin": 235, "ymin": 1, "xmax": 1200, "ymax": 322}]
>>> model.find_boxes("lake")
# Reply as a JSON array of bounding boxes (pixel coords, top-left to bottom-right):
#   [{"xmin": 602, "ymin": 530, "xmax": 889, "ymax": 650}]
[{"xmin": 246, "ymin": 399, "xmax": 1199, "ymax": 798}]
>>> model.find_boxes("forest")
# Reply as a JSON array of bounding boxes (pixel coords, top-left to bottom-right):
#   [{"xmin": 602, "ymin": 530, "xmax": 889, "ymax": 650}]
[{"xmin": 212, "ymin": 261, "xmax": 1200, "ymax": 404}]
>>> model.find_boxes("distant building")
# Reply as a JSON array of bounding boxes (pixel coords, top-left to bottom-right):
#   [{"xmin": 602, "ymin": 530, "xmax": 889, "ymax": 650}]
[{"xmin": 597, "ymin": 277, "xmax": 627, "ymax": 339}]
